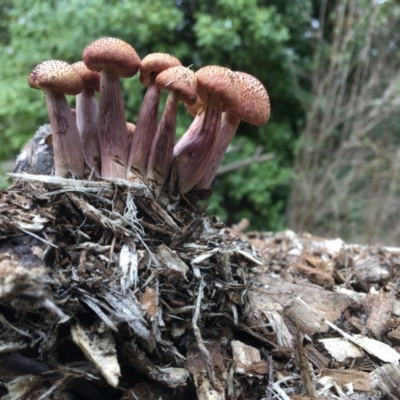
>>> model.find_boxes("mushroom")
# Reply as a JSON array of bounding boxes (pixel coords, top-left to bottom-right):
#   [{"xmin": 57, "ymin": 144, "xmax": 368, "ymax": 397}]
[
  {"xmin": 71, "ymin": 61, "xmax": 101, "ymax": 175},
  {"xmin": 28, "ymin": 60, "xmax": 84, "ymax": 177},
  {"xmin": 83, "ymin": 37, "xmax": 140, "ymax": 178},
  {"xmin": 196, "ymin": 72, "xmax": 270, "ymax": 189},
  {"xmin": 126, "ymin": 122, "xmax": 136, "ymax": 138},
  {"xmin": 173, "ymin": 65, "xmax": 239, "ymax": 194},
  {"xmin": 146, "ymin": 66, "xmax": 197, "ymax": 193},
  {"xmin": 127, "ymin": 53, "xmax": 181, "ymax": 179}
]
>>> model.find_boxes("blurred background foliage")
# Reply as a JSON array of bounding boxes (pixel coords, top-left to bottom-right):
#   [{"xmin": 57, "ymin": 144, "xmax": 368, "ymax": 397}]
[{"xmin": 1, "ymin": 0, "xmax": 400, "ymax": 243}]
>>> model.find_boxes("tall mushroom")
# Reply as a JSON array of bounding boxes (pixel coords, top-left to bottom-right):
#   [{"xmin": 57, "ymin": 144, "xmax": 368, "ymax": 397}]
[
  {"xmin": 71, "ymin": 61, "xmax": 101, "ymax": 175},
  {"xmin": 127, "ymin": 53, "xmax": 181, "ymax": 179},
  {"xmin": 146, "ymin": 66, "xmax": 197, "ymax": 193},
  {"xmin": 173, "ymin": 66, "xmax": 239, "ymax": 194},
  {"xmin": 82, "ymin": 37, "xmax": 140, "ymax": 178},
  {"xmin": 196, "ymin": 72, "xmax": 270, "ymax": 189},
  {"xmin": 28, "ymin": 60, "xmax": 84, "ymax": 177}
]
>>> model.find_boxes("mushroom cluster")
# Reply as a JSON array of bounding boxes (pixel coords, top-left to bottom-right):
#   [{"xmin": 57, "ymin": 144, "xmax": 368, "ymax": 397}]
[{"xmin": 28, "ymin": 37, "xmax": 270, "ymax": 200}]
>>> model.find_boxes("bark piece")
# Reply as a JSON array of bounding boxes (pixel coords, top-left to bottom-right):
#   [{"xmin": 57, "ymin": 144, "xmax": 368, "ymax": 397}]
[
  {"xmin": 141, "ymin": 286, "xmax": 158, "ymax": 320},
  {"xmin": 156, "ymin": 244, "xmax": 189, "ymax": 280},
  {"xmin": 363, "ymin": 290, "xmax": 394, "ymax": 338},
  {"xmin": 187, "ymin": 342, "xmax": 227, "ymax": 400},
  {"xmin": 304, "ymin": 344, "xmax": 330, "ymax": 369},
  {"xmin": 249, "ymin": 275, "xmax": 354, "ymax": 336},
  {"xmin": 353, "ymin": 255, "xmax": 389, "ymax": 286}
]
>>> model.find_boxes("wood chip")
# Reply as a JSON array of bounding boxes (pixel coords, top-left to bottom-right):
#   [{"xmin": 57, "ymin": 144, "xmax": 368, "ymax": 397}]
[
  {"xmin": 363, "ymin": 290, "xmax": 394, "ymax": 338},
  {"xmin": 231, "ymin": 340, "xmax": 268, "ymax": 376},
  {"xmin": 371, "ymin": 363, "xmax": 400, "ymax": 398},
  {"xmin": 320, "ymin": 368, "xmax": 370, "ymax": 392},
  {"xmin": 319, "ymin": 338, "xmax": 364, "ymax": 362},
  {"xmin": 71, "ymin": 322, "xmax": 121, "ymax": 387}
]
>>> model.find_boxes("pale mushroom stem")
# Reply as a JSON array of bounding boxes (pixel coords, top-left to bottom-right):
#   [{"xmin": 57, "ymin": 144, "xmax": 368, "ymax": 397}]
[
  {"xmin": 173, "ymin": 110, "xmax": 205, "ymax": 155},
  {"xmin": 174, "ymin": 93, "xmax": 223, "ymax": 194},
  {"xmin": 195, "ymin": 112, "xmax": 240, "ymax": 189},
  {"xmin": 127, "ymin": 81, "xmax": 161, "ymax": 179},
  {"xmin": 146, "ymin": 91, "xmax": 180, "ymax": 193},
  {"xmin": 76, "ymin": 87, "xmax": 101, "ymax": 175},
  {"xmin": 98, "ymin": 71, "xmax": 130, "ymax": 178},
  {"xmin": 45, "ymin": 90, "xmax": 84, "ymax": 177}
]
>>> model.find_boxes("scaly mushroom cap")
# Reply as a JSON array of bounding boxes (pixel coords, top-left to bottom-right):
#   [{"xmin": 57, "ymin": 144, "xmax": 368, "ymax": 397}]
[
  {"xmin": 195, "ymin": 65, "xmax": 239, "ymax": 109},
  {"xmin": 82, "ymin": 37, "xmax": 140, "ymax": 78},
  {"xmin": 29, "ymin": 60, "xmax": 83, "ymax": 95},
  {"xmin": 71, "ymin": 61, "xmax": 100, "ymax": 91},
  {"xmin": 230, "ymin": 72, "xmax": 270, "ymax": 126},
  {"xmin": 126, "ymin": 122, "xmax": 136, "ymax": 137},
  {"xmin": 155, "ymin": 66, "xmax": 197, "ymax": 105},
  {"xmin": 139, "ymin": 53, "xmax": 182, "ymax": 86}
]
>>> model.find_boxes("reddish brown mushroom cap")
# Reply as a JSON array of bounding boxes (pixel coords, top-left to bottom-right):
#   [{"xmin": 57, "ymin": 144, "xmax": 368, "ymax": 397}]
[
  {"xmin": 82, "ymin": 37, "xmax": 140, "ymax": 78},
  {"xmin": 139, "ymin": 53, "xmax": 182, "ymax": 86},
  {"xmin": 155, "ymin": 66, "xmax": 197, "ymax": 105},
  {"xmin": 29, "ymin": 60, "xmax": 83, "ymax": 95},
  {"xmin": 71, "ymin": 61, "xmax": 100, "ymax": 92},
  {"xmin": 230, "ymin": 72, "xmax": 270, "ymax": 126},
  {"xmin": 195, "ymin": 65, "xmax": 239, "ymax": 109}
]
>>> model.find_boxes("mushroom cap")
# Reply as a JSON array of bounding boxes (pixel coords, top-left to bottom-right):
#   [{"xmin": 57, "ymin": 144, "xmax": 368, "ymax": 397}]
[
  {"xmin": 195, "ymin": 65, "xmax": 239, "ymax": 109},
  {"xmin": 71, "ymin": 61, "xmax": 100, "ymax": 92},
  {"xmin": 28, "ymin": 60, "xmax": 84, "ymax": 95},
  {"xmin": 126, "ymin": 122, "xmax": 136, "ymax": 137},
  {"xmin": 155, "ymin": 66, "xmax": 197, "ymax": 105},
  {"xmin": 139, "ymin": 53, "xmax": 182, "ymax": 86},
  {"xmin": 82, "ymin": 37, "xmax": 141, "ymax": 78},
  {"xmin": 230, "ymin": 72, "xmax": 270, "ymax": 126}
]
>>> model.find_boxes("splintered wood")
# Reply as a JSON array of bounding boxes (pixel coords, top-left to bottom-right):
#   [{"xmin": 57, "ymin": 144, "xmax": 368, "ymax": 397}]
[{"xmin": 243, "ymin": 229, "xmax": 400, "ymax": 399}]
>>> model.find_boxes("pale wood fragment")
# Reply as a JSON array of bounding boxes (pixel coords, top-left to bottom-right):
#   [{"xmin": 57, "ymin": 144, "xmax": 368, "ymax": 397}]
[
  {"xmin": 363, "ymin": 290, "xmax": 395, "ymax": 338},
  {"xmin": 320, "ymin": 368, "xmax": 370, "ymax": 392}
]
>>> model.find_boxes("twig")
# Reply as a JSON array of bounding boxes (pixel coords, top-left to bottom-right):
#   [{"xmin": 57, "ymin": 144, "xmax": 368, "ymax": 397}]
[
  {"xmin": 266, "ymin": 354, "xmax": 274, "ymax": 400},
  {"xmin": 192, "ymin": 276, "xmax": 216, "ymax": 384},
  {"xmin": 18, "ymin": 226, "xmax": 58, "ymax": 248},
  {"xmin": 216, "ymin": 148, "xmax": 274, "ymax": 176}
]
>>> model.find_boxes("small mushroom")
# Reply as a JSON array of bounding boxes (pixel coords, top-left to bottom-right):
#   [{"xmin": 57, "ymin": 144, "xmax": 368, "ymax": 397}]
[
  {"xmin": 83, "ymin": 37, "xmax": 140, "ymax": 178},
  {"xmin": 126, "ymin": 122, "xmax": 136, "ymax": 138},
  {"xmin": 174, "ymin": 66, "xmax": 239, "ymax": 194},
  {"xmin": 128, "ymin": 53, "xmax": 181, "ymax": 179},
  {"xmin": 196, "ymin": 72, "xmax": 270, "ymax": 189},
  {"xmin": 146, "ymin": 66, "xmax": 197, "ymax": 193},
  {"xmin": 28, "ymin": 60, "xmax": 84, "ymax": 177},
  {"xmin": 71, "ymin": 61, "xmax": 101, "ymax": 175}
]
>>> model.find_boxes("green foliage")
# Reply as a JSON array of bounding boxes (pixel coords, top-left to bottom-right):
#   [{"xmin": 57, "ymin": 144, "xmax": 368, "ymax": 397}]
[{"xmin": 0, "ymin": 0, "xmax": 312, "ymax": 231}]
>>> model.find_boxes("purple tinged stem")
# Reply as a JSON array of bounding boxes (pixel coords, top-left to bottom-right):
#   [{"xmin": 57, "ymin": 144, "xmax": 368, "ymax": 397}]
[
  {"xmin": 195, "ymin": 112, "xmax": 240, "ymax": 189},
  {"xmin": 174, "ymin": 93, "xmax": 223, "ymax": 194},
  {"xmin": 128, "ymin": 82, "xmax": 161, "ymax": 178},
  {"xmin": 76, "ymin": 87, "xmax": 101, "ymax": 175},
  {"xmin": 45, "ymin": 90, "xmax": 84, "ymax": 177},
  {"xmin": 173, "ymin": 111, "xmax": 205, "ymax": 155},
  {"xmin": 146, "ymin": 91, "xmax": 179, "ymax": 193},
  {"xmin": 98, "ymin": 70, "xmax": 130, "ymax": 179}
]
